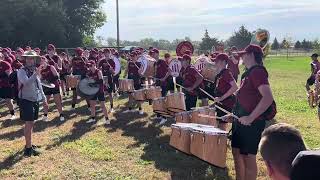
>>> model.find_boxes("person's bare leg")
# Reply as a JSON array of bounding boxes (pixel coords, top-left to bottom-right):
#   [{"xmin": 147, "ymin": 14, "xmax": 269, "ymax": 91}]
[
  {"xmin": 44, "ymin": 95, "xmax": 50, "ymax": 115},
  {"xmin": 100, "ymin": 101, "xmax": 109, "ymax": 118},
  {"xmin": 53, "ymin": 94, "xmax": 63, "ymax": 114},
  {"xmin": 24, "ymin": 121, "xmax": 34, "ymax": 148},
  {"xmin": 90, "ymin": 100, "xmax": 96, "ymax": 117},
  {"xmin": 232, "ymin": 148, "xmax": 246, "ymax": 180},
  {"xmin": 61, "ymin": 81, "xmax": 66, "ymax": 95},
  {"xmin": 244, "ymin": 154, "xmax": 258, "ymax": 180},
  {"xmin": 72, "ymin": 89, "xmax": 77, "ymax": 107},
  {"xmin": 109, "ymin": 93, "xmax": 114, "ymax": 110},
  {"xmin": 5, "ymin": 99, "xmax": 15, "ymax": 117}
]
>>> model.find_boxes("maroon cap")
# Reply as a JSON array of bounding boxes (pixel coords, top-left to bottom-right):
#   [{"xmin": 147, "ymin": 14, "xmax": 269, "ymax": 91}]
[
  {"xmin": 184, "ymin": 50, "xmax": 192, "ymax": 56},
  {"xmin": 103, "ymin": 48, "xmax": 110, "ymax": 53},
  {"xmin": 152, "ymin": 48, "xmax": 159, "ymax": 54},
  {"xmin": 75, "ymin": 47, "xmax": 83, "ymax": 55},
  {"xmin": 231, "ymin": 46, "xmax": 238, "ymax": 51},
  {"xmin": 90, "ymin": 49, "xmax": 98, "ymax": 54},
  {"xmin": 113, "ymin": 52, "xmax": 119, "ymax": 56},
  {"xmin": 60, "ymin": 52, "xmax": 67, "ymax": 56},
  {"xmin": 182, "ymin": 54, "xmax": 192, "ymax": 62},
  {"xmin": 47, "ymin": 44, "xmax": 55, "ymax": 51},
  {"xmin": 238, "ymin": 44, "xmax": 263, "ymax": 57},
  {"xmin": 34, "ymin": 47, "xmax": 40, "ymax": 52},
  {"xmin": 2, "ymin": 48, "xmax": 9, "ymax": 53},
  {"xmin": 164, "ymin": 53, "xmax": 170, "ymax": 58},
  {"xmin": 215, "ymin": 53, "xmax": 229, "ymax": 62}
]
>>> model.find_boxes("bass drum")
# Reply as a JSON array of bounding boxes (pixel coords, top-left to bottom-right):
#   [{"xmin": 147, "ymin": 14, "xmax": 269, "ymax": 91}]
[
  {"xmin": 194, "ymin": 56, "xmax": 210, "ymax": 72},
  {"xmin": 139, "ymin": 54, "xmax": 156, "ymax": 78},
  {"xmin": 77, "ymin": 78, "xmax": 100, "ymax": 99},
  {"xmin": 176, "ymin": 41, "xmax": 194, "ymax": 57},
  {"xmin": 169, "ymin": 59, "xmax": 182, "ymax": 77}
]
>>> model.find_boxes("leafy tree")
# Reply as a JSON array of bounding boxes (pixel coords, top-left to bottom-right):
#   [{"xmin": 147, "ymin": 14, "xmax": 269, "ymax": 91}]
[
  {"xmin": 281, "ymin": 39, "xmax": 290, "ymax": 49},
  {"xmin": 294, "ymin": 41, "xmax": 302, "ymax": 49},
  {"xmin": 271, "ymin": 38, "xmax": 280, "ymax": 50},
  {"xmin": 227, "ymin": 25, "xmax": 252, "ymax": 49},
  {"xmin": 199, "ymin": 29, "xmax": 219, "ymax": 51}
]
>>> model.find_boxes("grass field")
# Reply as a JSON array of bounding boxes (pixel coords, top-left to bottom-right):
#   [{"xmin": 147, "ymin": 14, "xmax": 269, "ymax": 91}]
[{"xmin": 0, "ymin": 56, "xmax": 319, "ymax": 180}]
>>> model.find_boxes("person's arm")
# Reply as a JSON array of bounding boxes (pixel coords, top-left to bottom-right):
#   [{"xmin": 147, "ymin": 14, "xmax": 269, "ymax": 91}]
[
  {"xmin": 17, "ymin": 69, "xmax": 38, "ymax": 86},
  {"xmin": 218, "ymin": 80, "xmax": 238, "ymax": 101},
  {"xmin": 50, "ymin": 66, "xmax": 60, "ymax": 78}
]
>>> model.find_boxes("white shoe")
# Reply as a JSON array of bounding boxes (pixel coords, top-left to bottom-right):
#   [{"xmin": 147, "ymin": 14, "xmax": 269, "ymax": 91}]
[
  {"xmin": 123, "ymin": 110, "xmax": 132, "ymax": 113},
  {"xmin": 109, "ymin": 108, "xmax": 115, "ymax": 113},
  {"xmin": 10, "ymin": 115, "xmax": 17, "ymax": 120},
  {"xmin": 139, "ymin": 110, "xmax": 144, "ymax": 115},
  {"xmin": 105, "ymin": 119, "xmax": 111, "ymax": 125},
  {"xmin": 86, "ymin": 118, "xmax": 96, "ymax": 123},
  {"xmin": 158, "ymin": 118, "xmax": 167, "ymax": 126},
  {"xmin": 60, "ymin": 116, "xmax": 65, "ymax": 122}
]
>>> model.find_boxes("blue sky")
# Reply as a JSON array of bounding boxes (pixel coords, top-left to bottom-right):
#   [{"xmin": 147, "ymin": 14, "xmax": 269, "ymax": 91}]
[{"xmin": 96, "ymin": 0, "xmax": 320, "ymax": 42}]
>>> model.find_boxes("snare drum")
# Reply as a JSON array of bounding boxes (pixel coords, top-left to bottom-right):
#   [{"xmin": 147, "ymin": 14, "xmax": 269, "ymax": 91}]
[
  {"xmin": 132, "ymin": 89, "xmax": 146, "ymax": 101},
  {"xmin": 190, "ymin": 125, "xmax": 228, "ymax": 168},
  {"xmin": 139, "ymin": 55, "xmax": 156, "ymax": 78},
  {"xmin": 66, "ymin": 75, "xmax": 81, "ymax": 88},
  {"xmin": 201, "ymin": 62, "xmax": 218, "ymax": 82},
  {"xmin": 190, "ymin": 107, "xmax": 217, "ymax": 127},
  {"xmin": 119, "ymin": 79, "xmax": 134, "ymax": 92},
  {"xmin": 175, "ymin": 111, "xmax": 191, "ymax": 123},
  {"xmin": 152, "ymin": 97, "xmax": 170, "ymax": 117},
  {"xmin": 166, "ymin": 92, "xmax": 186, "ymax": 113},
  {"xmin": 146, "ymin": 86, "xmax": 162, "ymax": 100}
]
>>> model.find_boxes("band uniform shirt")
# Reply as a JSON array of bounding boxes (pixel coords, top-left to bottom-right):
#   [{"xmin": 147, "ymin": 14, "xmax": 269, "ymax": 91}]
[
  {"xmin": 0, "ymin": 61, "xmax": 12, "ymax": 88},
  {"xmin": 215, "ymin": 69, "xmax": 236, "ymax": 109},
  {"xmin": 40, "ymin": 65, "xmax": 59, "ymax": 88},
  {"xmin": 155, "ymin": 59, "xmax": 169, "ymax": 87},
  {"xmin": 181, "ymin": 65, "xmax": 203, "ymax": 96},
  {"xmin": 71, "ymin": 56, "xmax": 87, "ymax": 75}
]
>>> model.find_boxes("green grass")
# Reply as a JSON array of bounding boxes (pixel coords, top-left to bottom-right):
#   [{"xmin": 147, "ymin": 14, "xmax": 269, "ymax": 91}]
[{"xmin": 0, "ymin": 55, "xmax": 319, "ymax": 179}]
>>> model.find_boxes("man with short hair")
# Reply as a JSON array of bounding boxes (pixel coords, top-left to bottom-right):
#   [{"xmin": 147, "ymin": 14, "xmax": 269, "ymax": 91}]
[{"xmin": 259, "ymin": 123, "xmax": 307, "ymax": 180}]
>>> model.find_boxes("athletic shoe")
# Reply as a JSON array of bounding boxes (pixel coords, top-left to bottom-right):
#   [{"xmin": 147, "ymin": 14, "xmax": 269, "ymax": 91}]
[
  {"xmin": 71, "ymin": 104, "xmax": 75, "ymax": 108},
  {"xmin": 10, "ymin": 115, "xmax": 17, "ymax": 120},
  {"xmin": 24, "ymin": 146, "xmax": 41, "ymax": 157},
  {"xmin": 158, "ymin": 118, "xmax": 167, "ymax": 126},
  {"xmin": 86, "ymin": 118, "xmax": 96, "ymax": 124},
  {"xmin": 59, "ymin": 115, "xmax": 65, "ymax": 122},
  {"xmin": 105, "ymin": 119, "xmax": 111, "ymax": 125},
  {"xmin": 109, "ymin": 108, "xmax": 115, "ymax": 113},
  {"xmin": 139, "ymin": 110, "xmax": 144, "ymax": 115}
]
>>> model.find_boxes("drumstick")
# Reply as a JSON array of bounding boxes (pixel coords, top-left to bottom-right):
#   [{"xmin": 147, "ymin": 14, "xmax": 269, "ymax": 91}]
[
  {"xmin": 198, "ymin": 88, "xmax": 239, "ymax": 120},
  {"xmin": 198, "ymin": 114, "xmax": 224, "ymax": 120}
]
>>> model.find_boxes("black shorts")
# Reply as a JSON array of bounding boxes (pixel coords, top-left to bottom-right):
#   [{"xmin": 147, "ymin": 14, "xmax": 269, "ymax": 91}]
[
  {"xmin": 90, "ymin": 91, "xmax": 106, "ymax": 101},
  {"xmin": 43, "ymin": 87, "xmax": 60, "ymax": 96},
  {"xmin": 19, "ymin": 99, "xmax": 39, "ymax": 121},
  {"xmin": 307, "ymin": 76, "xmax": 316, "ymax": 86},
  {"xmin": 106, "ymin": 84, "xmax": 114, "ymax": 94},
  {"xmin": 166, "ymin": 77, "xmax": 175, "ymax": 91},
  {"xmin": 0, "ymin": 87, "xmax": 13, "ymax": 99},
  {"xmin": 185, "ymin": 93, "xmax": 198, "ymax": 111},
  {"xmin": 231, "ymin": 119, "xmax": 266, "ymax": 155}
]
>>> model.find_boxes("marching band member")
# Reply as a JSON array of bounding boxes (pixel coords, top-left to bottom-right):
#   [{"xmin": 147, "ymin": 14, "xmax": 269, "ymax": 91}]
[
  {"xmin": 231, "ymin": 45, "xmax": 275, "ymax": 180},
  {"xmin": 15, "ymin": 48, "xmax": 26, "ymax": 65},
  {"xmin": 306, "ymin": 53, "xmax": 320, "ymax": 92},
  {"xmin": 2, "ymin": 48, "xmax": 13, "ymax": 64},
  {"xmin": 228, "ymin": 46, "xmax": 240, "ymax": 82},
  {"xmin": 86, "ymin": 60, "xmax": 111, "ymax": 125},
  {"xmin": 98, "ymin": 48, "xmax": 115, "ymax": 113},
  {"xmin": 34, "ymin": 47, "xmax": 41, "ymax": 56},
  {"xmin": 39, "ymin": 56, "xmax": 64, "ymax": 121},
  {"xmin": 112, "ymin": 51, "xmax": 121, "ymax": 96},
  {"xmin": 0, "ymin": 52, "xmax": 16, "ymax": 119},
  {"xmin": 88, "ymin": 49, "xmax": 99, "ymax": 63},
  {"xmin": 45, "ymin": 44, "xmax": 62, "ymax": 72},
  {"xmin": 164, "ymin": 53, "xmax": 172, "ymax": 64},
  {"xmin": 123, "ymin": 51, "xmax": 144, "ymax": 114},
  {"xmin": 71, "ymin": 47, "xmax": 87, "ymax": 108},
  {"xmin": 180, "ymin": 54, "xmax": 204, "ymax": 111},
  {"xmin": 17, "ymin": 50, "xmax": 47, "ymax": 157},
  {"xmin": 212, "ymin": 53, "xmax": 237, "ymax": 130},
  {"xmin": 60, "ymin": 52, "xmax": 71, "ymax": 96}
]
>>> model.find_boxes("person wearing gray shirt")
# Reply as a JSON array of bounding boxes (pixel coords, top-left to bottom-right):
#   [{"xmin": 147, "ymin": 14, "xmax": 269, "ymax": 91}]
[{"xmin": 17, "ymin": 50, "xmax": 47, "ymax": 157}]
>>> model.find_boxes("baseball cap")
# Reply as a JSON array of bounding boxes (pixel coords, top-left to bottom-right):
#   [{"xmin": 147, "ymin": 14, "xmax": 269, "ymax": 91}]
[
  {"xmin": 291, "ymin": 150, "xmax": 320, "ymax": 180},
  {"xmin": 215, "ymin": 53, "xmax": 229, "ymax": 62},
  {"xmin": 238, "ymin": 44, "xmax": 263, "ymax": 58}
]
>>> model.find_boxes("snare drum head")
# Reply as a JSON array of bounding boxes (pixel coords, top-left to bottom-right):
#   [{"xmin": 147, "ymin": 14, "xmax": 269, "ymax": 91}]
[
  {"xmin": 113, "ymin": 57, "xmax": 121, "ymax": 75},
  {"xmin": 78, "ymin": 78, "xmax": 100, "ymax": 96},
  {"xmin": 195, "ymin": 56, "xmax": 210, "ymax": 72},
  {"xmin": 169, "ymin": 59, "xmax": 182, "ymax": 77}
]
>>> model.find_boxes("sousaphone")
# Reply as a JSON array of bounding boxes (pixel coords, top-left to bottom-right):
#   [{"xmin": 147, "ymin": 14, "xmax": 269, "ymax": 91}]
[
  {"xmin": 251, "ymin": 29, "xmax": 270, "ymax": 56},
  {"xmin": 176, "ymin": 41, "xmax": 194, "ymax": 57}
]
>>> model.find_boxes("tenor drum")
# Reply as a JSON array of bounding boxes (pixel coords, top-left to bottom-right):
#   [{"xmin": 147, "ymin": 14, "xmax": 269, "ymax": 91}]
[
  {"xmin": 201, "ymin": 61, "xmax": 218, "ymax": 82},
  {"xmin": 146, "ymin": 86, "xmax": 162, "ymax": 100},
  {"xmin": 119, "ymin": 79, "xmax": 134, "ymax": 92},
  {"xmin": 166, "ymin": 92, "xmax": 186, "ymax": 113},
  {"xmin": 190, "ymin": 107, "xmax": 217, "ymax": 127},
  {"xmin": 139, "ymin": 55, "xmax": 156, "ymax": 78},
  {"xmin": 190, "ymin": 125, "xmax": 228, "ymax": 168},
  {"xmin": 175, "ymin": 111, "xmax": 191, "ymax": 123},
  {"xmin": 152, "ymin": 97, "xmax": 170, "ymax": 116},
  {"xmin": 66, "ymin": 75, "xmax": 81, "ymax": 88},
  {"xmin": 170, "ymin": 123, "xmax": 195, "ymax": 154},
  {"xmin": 132, "ymin": 89, "xmax": 146, "ymax": 101}
]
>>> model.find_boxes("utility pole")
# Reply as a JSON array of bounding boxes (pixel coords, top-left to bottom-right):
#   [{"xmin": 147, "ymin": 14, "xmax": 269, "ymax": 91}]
[{"xmin": 116, "ymin": 0, "xmax": 120, "ymax": 50}]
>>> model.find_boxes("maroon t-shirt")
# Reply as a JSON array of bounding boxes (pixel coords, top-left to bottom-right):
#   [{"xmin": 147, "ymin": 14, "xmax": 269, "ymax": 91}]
[
  {"xmin": 62, "ymin": 59, "xmax": 71, "ymax": 74},
  {"xmin": 72, "ymin": 56, "xmax": 87, "ymax": 74},
  {"xmin": 0, "ymin": 61, "xmax": 12, "ymax": 88},
  {"xmin": 181, "ymin": 65, "xmax": 203, "ymax": 95},
  {"xmin": 41, "ymin": 65, "xmax": 59, "ymax": 88},
  {"xmin": 155, "ymin": 59, "xmax": 168, "ymax": 79},
  {"xmin": 215, "ymin": 69, "xmax": 235, "ymax": 109},
  {"xmin": 98, "ymin": 59, "xmax": 114, "ymax": 77},
  {"xmin": 9, "ymin": 54, "xmax": 15, "ymax": 61},
  {"xmin": 128, "ymin": 61, "xmax": 141, "ymax": 77},
  {"xmin": 227, "ymin": 57, "xmax": 240, "ymax": 79},
  {"xmin": 237, "ymin": 66, "xmax": 269, "ymax": 113},
  {"xmin": 4, "ymin": 57, "xmax": 13, "ymax": 65}
]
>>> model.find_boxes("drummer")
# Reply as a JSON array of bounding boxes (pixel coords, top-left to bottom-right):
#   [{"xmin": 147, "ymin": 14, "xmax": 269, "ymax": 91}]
[
  {"xmin": 39, "ymin": 56, "xmax": 64, "ymax": 122},
  {"xmin": 228, "ymin": 46, "xmax": 240, "ymax": 81},
  {"xmin": 0, "ymin": 52, "xmax": 16, "ymax": 119},
  {"xmin": 123, "ymin": 51, "xmax": 144, "ymax": 114},
  {"xmin": 211, "ymin": 53, "xmax": 237, "ymax": 130},
  {"xmin": 180, "ymin": 54, "xmax": 204, "ymax": 111},
  {"xmin": 45, "ymin": 44, "xmax": 62, "ymax": 72},
  {"xmin": 88, "ymin": 49, "xmax": 99, "ymax": 63},
  {"xmin": 231, "ymin": 45, "xmax": 275, "ymax": 180},
  {"xmin": 70, "ymin": 47, "xmax": 87, "ymax": 108},
  {"xmin": 98, "ymin": 48, "xmax": 115, "ymax": 113},
  {"xmin": 112, "ymin": 51, "xmax": 121, "ymax": 97},
  {"xmin": 60, "ymin": 52, "xmax": 71, "ymax": 96},
  {"xmin": 86, "ymin": 60, "xmax": 111, "ymax": 125}
]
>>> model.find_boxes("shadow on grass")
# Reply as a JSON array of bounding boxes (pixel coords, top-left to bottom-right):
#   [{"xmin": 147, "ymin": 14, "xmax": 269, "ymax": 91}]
[
  {"xmin": 0, "ymin": 150, "xmax": 24, "ymax": 171},
  {"xmin": 108, "ymin": 101, "xmax": 232, "ymax": 180}
]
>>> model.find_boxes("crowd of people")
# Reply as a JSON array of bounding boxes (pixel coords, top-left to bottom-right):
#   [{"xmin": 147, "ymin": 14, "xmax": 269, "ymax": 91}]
[{"xmin": 0, "ymin": 43, "xmax": 319, "ymax": 180}]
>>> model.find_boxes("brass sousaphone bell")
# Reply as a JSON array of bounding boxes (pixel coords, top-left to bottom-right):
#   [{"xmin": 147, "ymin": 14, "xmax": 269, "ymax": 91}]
[{"xmin": 250, "ymin": 29, "xmax": 270, "ymax": 57}]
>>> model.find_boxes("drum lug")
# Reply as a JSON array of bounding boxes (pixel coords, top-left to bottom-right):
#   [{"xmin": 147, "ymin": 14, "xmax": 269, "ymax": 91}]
[
  {"xmin": 202, "ymin": 132, "xmax": 205, "ymax": 143},
  {"xmin": 179, "ymin": 128, "xmax": 182, "ymax": 137}
]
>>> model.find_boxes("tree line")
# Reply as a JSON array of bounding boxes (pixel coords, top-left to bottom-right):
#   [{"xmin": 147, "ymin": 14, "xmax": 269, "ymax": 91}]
[{"xmin": 271, "ymin": 38, "xmax": 320, "ymax": 50}]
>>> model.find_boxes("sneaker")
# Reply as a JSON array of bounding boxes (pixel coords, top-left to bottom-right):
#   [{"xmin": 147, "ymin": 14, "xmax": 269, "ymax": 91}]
[
  {"xmin": 86, "ymin": 118, "xmax": 96, "ymax": 124},
  {"xmin": 139, "ymin": 110, "xmax": 144, "ymax": 115},
  {"xmin": 24, "ymin": 146, "xmax": 41, "ymax": 157},
  {"xmin": 109, "ymin": 108, "xmax": 115, "ymax": 113},
  {"xmin": 158, "ymin": 118, "xmax": 167, "ymax": 126},
  {"xmin": 123, "ymin": 110, "xmax": 132, "ymax": 113},
  {"xmin": 71, "ymin": 104, "xmax": 75, "ymax": 108},
  {"xmin": 105, "ymin": 119, "xmax": 111, "ymax": 125},
  {"xmin": 59, "ymin": 115, "xmax": 65, "ymax": 122},
  {"xmin": 10, "ymin": 115, "xmax": 17, "ymax": 120}
]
